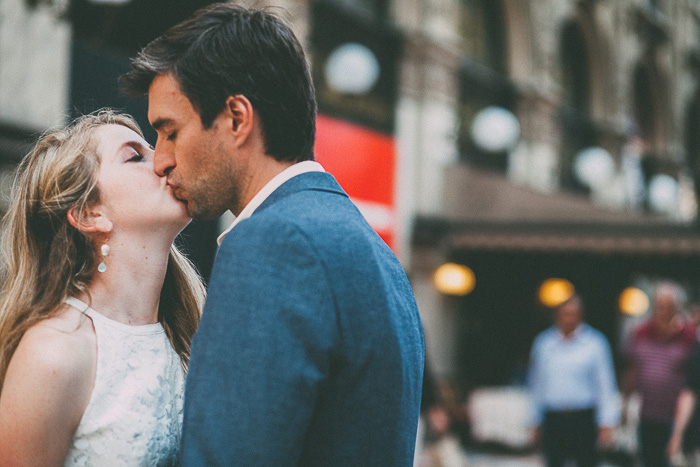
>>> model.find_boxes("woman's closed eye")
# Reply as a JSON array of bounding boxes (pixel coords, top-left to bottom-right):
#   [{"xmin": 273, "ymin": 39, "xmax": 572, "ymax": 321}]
[{"xmin": 127, "ymin": 152, "xmax": 145, "ymax": 162}]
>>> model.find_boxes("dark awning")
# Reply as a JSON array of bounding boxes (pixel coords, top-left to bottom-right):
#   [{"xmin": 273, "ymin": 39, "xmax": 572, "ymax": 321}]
[
  {"xmin": 413, "ymin": 165, "xmax": 700, "ymax": 256},
  {"xmin": 413, "ymin": 217, "xmax": 700, "ymax": 256}
]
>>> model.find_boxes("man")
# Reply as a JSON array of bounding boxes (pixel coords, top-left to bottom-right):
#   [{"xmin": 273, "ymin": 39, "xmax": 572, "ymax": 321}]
[
  {"xmin": 622, "ymin": 282, "xmax": 696, "ymax": 467},
  {"xmin": 121, "ymin": 3, "xmax": 425, "ymax": 466},
  {"xmin": 528, "ymin": 294, "xmax": 621, "ymax": 467}
]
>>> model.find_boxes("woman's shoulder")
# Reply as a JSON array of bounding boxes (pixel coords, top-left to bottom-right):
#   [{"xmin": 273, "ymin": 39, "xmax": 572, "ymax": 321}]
[
  {"xmin": 0, "ymin": 306, "xmax": 97, "ymax": 464},
  {"xmin": 10, "ymin": 304, "xmax": 96, "ymax": 387}
]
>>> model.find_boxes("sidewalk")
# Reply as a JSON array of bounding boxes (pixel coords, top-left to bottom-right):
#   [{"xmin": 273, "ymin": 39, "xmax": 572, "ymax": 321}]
[
  {"xmin": 415, "ymin": 438, "xmax": 544, "ymax": 467},
  {"xmin": 464, "ymin": 449, "xmax": 624, "ymax": 467},
  {"xmin": 420, "ymin": 440, "xmax": 625, "ymax": 467},
  {"xmin": 415, "ymin": 386, "xmax": 638, "ymax": 467},
  {"xmin": 416, "ymin": 435, "xmax": 544, "ymax": 467},
  {"xmin": 464, "ymin": 449, "xmax": 544, "ymax": 466}
]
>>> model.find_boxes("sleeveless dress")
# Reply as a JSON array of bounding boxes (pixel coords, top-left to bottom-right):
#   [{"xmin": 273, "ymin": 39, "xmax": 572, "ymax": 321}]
[{"xmin": 62, "ymin": 297, "xmax": 185, "ymax": 467}]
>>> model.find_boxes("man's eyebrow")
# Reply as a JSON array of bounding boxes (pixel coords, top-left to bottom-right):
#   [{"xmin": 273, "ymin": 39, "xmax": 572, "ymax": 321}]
[{"xmin": 151, "ymin": 118, "xmax": 173, "ymax": 131}]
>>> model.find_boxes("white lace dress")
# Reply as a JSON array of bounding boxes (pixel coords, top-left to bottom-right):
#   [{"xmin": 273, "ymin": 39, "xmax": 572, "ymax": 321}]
[{"xmin": 63, "ymin": 297, "xmax": 185, "ymax": 467}]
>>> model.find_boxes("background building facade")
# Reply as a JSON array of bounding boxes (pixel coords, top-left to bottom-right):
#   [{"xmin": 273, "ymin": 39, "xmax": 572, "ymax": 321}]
[{"xmin": 3, "ymin": 0, "xmax": 700, "ymax": 392}]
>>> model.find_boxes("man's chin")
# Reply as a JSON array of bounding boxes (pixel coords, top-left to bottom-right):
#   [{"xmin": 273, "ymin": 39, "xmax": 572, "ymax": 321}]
[
  {"xmin": 181, "ymin": 197, "xmax": 230, "ymax": 222},
  {"xmin": 176, "ymin": 199, "xmax": 195, "ymax": 218},
  {"xmin": 188, "ymin": 205, "xmax": 225, "ymax": 222}
]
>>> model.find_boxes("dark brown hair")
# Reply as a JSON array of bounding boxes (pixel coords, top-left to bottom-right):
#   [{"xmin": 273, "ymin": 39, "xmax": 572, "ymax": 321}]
[{"xmin": 121, "ymin": 3, "xmax": 317, "ymax": 163}]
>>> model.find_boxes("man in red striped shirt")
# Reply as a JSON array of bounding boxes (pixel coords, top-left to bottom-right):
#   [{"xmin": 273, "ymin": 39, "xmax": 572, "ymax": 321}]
[{"xmin": 623, "ymin": 282, "xmax": 697, "ymax": 467}]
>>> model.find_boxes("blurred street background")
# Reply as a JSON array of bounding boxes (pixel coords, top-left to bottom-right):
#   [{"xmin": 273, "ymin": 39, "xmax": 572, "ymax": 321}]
[{"xmin": 5, "ymin": 0, "xmax": 700, "ymax": 465}]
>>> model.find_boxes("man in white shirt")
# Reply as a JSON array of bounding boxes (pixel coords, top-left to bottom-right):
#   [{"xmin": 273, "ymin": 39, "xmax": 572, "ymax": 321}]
[{"xmin": 528, "ymin": 294, "xmax": 621, "ymax": 467}]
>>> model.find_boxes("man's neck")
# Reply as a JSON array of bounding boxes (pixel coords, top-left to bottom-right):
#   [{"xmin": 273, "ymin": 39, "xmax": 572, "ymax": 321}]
[
  {"xmin": 232, "ymin": 156, "xmax": 295, "ymax": 216},
  {"xmin": 559, "ymin": 324, "xmax": 581, "ymax": 339},
  {"xmin": 654, "ymin": 316, "xmax": 680, "ymax": 337}
]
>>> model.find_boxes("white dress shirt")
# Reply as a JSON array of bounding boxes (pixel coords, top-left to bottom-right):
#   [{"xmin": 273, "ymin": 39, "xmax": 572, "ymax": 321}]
[
  {"xmin": 528, "ymin": 323, "xmax": 621, "ymax": 427},
  {"xmin": 217, "ymin": 161, "xmax": 325, "ymax": 245}
]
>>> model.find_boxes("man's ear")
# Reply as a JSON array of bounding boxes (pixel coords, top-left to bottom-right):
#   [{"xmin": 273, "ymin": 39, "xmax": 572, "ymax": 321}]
[
  {"xmin": 67, "ymin": 205, "xmax": 113, "ymax": 234},
  {"xmin": 224, "ymin": 95, "xmax": 254, "ymax": 146}
]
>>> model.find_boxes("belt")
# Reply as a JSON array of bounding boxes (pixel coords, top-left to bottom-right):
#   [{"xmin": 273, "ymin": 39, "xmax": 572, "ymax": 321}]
[{"xmin": 546, "ymin": 407, "xmax": 595, "ymax": 416}]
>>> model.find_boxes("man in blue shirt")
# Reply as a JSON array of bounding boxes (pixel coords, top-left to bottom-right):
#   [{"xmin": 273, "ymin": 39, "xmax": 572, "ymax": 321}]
[{"xmin": 528, "ymin": 294, "xmax": 621, "ymax": 467}]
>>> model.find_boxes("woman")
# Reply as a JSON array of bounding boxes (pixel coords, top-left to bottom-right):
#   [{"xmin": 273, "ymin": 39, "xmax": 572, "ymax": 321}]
[{"xmin": 0, "ymin": 110, "xmax": 205, "ymax": 465}]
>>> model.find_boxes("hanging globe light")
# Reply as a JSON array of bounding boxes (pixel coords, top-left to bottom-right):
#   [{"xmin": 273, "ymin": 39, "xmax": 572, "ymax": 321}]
[
  {"xmin": 324, "ymin": 42, "xmax": 380, "ymax": 95},
  {"xmin": 648, "ymin": 174, "xmax": 679, "ymax": 214},
  {"xmin": 433, "ymin": 263, "xmax": 476, "ymax": 296},
  {"xmin": 538, "ymin": 278, "xmax": 575, "ymax": 308},
  {"xmin": 470, "ymin": 106, "xmax": 521, "ymax": 153},
  {"xmin": 619, "ymin": 287, "xmax": 649, "ymax": 316},
  {"xmin": 573, "ymin": 146, "xmax": 615, "ymax": 189}
]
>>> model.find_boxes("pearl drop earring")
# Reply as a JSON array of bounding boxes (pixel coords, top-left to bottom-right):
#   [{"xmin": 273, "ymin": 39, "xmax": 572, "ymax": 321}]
[{"xmin": 98, "ymin": 242, "xmax": 110, "ymax": 273}]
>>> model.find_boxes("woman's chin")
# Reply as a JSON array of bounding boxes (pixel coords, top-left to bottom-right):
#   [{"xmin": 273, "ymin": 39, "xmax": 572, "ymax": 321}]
[{"xmin": 162, "ymin": 205, "xmax": 193, "ymax": 237}]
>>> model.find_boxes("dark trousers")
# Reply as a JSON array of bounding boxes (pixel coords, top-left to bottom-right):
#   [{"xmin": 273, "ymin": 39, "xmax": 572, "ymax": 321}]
[
  {"xmin": 542, "ymin": 408, "xmax": 597, "ymax": 467},
  {"xmin": 638, "ymin": 419, "xmax": 672, "ymax": 467}
]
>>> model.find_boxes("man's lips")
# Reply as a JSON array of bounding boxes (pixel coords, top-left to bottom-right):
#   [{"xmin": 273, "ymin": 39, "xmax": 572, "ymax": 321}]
[{"xmin": 166, "ymin": 181, "xmax": 187, "ymax": 204}]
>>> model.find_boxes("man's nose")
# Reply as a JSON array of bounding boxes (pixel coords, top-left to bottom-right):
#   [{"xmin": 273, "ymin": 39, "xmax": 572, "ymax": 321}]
[{"xmin": 154, "ymin": 139, "xmax": 175, "ymax": 177}]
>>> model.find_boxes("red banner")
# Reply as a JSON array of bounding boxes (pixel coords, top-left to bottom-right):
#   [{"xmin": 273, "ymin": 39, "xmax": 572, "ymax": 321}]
[{"xmin": 314, "ymin": 114, "xmax": 396, "ymax": 251}]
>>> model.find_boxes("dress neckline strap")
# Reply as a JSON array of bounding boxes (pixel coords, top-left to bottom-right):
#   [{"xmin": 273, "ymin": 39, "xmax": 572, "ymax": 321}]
[
  {"xmin": 64, "ymin": 297, "xmax": 165, "ymax": 335},
  {"xmin": 64, "ymin": 297, "xmax": 91, "ymax": 316}
]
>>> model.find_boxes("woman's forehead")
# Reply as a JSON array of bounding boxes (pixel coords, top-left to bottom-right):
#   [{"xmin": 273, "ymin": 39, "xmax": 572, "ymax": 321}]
[{"xmin": 93, "ymin": 124, "xmax": 147, "ymax": 155}]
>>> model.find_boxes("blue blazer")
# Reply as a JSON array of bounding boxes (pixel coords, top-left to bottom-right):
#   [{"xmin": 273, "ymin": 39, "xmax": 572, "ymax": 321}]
[{"xmin": 180, "ymin": 171, "xmax": 425, "ymax": 466}]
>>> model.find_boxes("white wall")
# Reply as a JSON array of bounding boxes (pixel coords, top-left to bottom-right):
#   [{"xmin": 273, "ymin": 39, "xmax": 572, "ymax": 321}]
[{"xmin": 0, "ymin": 0, "xmax": 71, "ymax": 130}]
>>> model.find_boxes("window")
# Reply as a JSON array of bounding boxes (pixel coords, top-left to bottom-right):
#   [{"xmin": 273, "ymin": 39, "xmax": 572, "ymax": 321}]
[
  {"xmin": 458, "ymin": 0, "xmax": 515, "ymax": 172},
  {"xmin": 559, "ymin": 20, "xmax": 597, "ymax": 194},
  {"xmin": 322, "ymin": 0, "xmax": 388, "ymax": 21},
  {"xmin": 310, "ymin": 0, "xmax": 400, "ymax": 133},
  {"xmin": 460, "ymin": 0, "xmax": 507, "ymax": 73}
]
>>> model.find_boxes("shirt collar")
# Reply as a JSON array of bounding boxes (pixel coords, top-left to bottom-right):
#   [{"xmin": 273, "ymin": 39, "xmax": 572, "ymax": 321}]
[
  {"xmin": 556, "ymin": 323, "xmax": 585, "ymax": 341},
  {"xmin": 646, "ymin": 317, "xmax": 689, "ymax": 341},
  {"xmin": 217, "ymin": 160, "xmax": 325, "ymax": 245}
]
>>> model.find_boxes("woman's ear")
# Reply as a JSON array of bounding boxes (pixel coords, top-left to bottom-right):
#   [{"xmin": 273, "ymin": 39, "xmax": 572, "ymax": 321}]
[{"xmin": 67, "ymin": 205, "xmax": 113, "ymax": 234}]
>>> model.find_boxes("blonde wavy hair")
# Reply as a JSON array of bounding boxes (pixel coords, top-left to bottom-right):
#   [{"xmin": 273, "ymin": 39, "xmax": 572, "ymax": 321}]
[{"xmin": 0, "ymin": 110, "xmax": 205, "ymax": 391}]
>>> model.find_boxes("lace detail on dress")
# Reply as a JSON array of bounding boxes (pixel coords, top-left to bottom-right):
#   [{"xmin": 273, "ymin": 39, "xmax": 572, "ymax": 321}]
[{"xmin": 63, "ymin": 297, "xmax": 185, "ymax": 467}]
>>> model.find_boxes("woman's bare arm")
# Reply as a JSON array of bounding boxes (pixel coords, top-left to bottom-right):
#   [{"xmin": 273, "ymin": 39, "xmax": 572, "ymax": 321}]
[{"xmin": 0, "ymin": 314, "xmax": 95, "ymax": 466}]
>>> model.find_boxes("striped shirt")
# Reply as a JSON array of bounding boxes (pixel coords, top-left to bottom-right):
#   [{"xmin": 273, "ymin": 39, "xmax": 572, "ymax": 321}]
[{"xmin": 626, "ymin": 320, "xmax": 696, "ymax": 422}]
